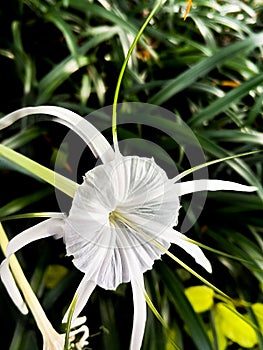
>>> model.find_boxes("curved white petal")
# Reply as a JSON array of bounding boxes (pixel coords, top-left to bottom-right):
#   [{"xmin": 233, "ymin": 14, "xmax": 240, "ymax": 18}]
[
  {"xmin": 130, "ymin": 272, "xmax": 146, "ymax": 350},
  {"xmin": 164, "ymin": 228, "xmax": 212, "ymax": 273},
  {"xmin": 0, "ymin": 106, "xmax": 114, "ymax": 163},
  {"xmin": 174, "ymin": 179, "xmax": 257, "ymax": 196},
  {"xmin": 121, "ymin": 234, "xmax": 147, "ymax": 350},
  {"xmin": 0, "ymin": 218, "xmax": 64, "ymax": 314},
  {"xmin": 6, "ymin": 218, "xmax": 64, "ymax": 256},
  {"xmin": 62, "ymin": 276, "xmax": 96, "ymax": 323},
  {"xmin": 0, "ymin": 259, "xmax": 28, "ymax": 314}
]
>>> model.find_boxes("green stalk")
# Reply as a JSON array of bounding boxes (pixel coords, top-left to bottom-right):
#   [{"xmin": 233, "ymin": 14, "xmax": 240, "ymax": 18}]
[
  {"xmin": 63, "ymin": 296, "xmax": 78, "ymax": 350},
  {"xmin": 111, "ymin": 0, "xmax": 163, "ymax": 148}
]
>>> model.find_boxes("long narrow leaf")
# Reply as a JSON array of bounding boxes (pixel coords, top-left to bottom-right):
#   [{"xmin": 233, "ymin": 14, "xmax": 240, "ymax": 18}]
[
  {"xmin": 188, "ymin": 74, "xmax": 263, "ymax": 127},
  {"xmin": 37, "ymin": 28, "xmax": 119, "ymax": 104},
  {"xmin": 196, "ymin": 134, "xmax": 263, "ymax": 200},
  {"xmin": 0, "ymin": 145, "xmax": 78, "ymax": 197},
  {"xmin": 0, "ymin": 188, "xmax": 52, "ymax": 218},
  {"xmin": 148, "ymin": 33, "xmax": 263, "ymax": 105},
  {"xmin": 158, "ymin": 263, "xmax": 213, "ymax": 350},
  {"xmin": 45, "ymin": 11, "xmax": 79, "ymax": 61}
]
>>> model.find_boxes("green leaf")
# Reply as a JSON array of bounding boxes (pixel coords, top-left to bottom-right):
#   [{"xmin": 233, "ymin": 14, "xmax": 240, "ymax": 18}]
[
  {"xmin": 159, "ymin": 264, "xmax": 213, "ymax": 350},
  {"xmin": 0, "ymin": 188, "xmax": 52, "ymax": 218},
  {"xmin": 67, "ymin": 0, "xmax": 141, "ymax": 38},
  {"xmin": 148, "ymin": 33, "xmax": 263, "ymax": 105},
  {"xmin": 188, "ymin": 74, "xmax": 263, "ymax": 127},
  {"xmin": 196, "ymin": 134, "xmax": 263, "ymax": 201},
  {"xmin": 2, "ymin": 126, "xmax": 46, "ymax": 149},
  {"xmin": 165, "ymin": 329, "xmax": 179, "ymax": 350},
  {"xmin": 45, "ymin": 11, "xmax": 79, "ymax": 61},
  {"xmin": 37, "ymin": 55, "xmax": 89, "ymax": 105},
  {"xmin": 249, "ymin": 303, "xmax": 263, "ymax": 348},
  {"xmin": 36, "ymin": 27, "xmax": 118, "ymax": 104},
  {"xmin": 99, "ymin": 296, "xmax": 121, "ymax": 350},
  {"xmin": 199, "ymin": 129, "xmax": 263, "ymax": 146},
  {"xmin": 11, "ymin": 21, "xmax": 36, "ymax": 97}
]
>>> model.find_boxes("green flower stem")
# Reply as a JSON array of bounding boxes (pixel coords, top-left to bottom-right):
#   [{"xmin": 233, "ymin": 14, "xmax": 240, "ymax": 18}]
[
  {"xmin": 0, "ymin": 223, "xmax": 62, "ymax": 343},
  {"xmin": 111, "ymin": 0, "xmax": 163, "ymax": 148},
  {"xmin": 63, "ymin": 297, "xmax": 78, "ymax": 350}
]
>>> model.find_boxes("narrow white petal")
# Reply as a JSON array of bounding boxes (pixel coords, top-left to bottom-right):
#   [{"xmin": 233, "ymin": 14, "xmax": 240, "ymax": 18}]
[
  {"xmin": 6, "ymin": 218, "xmax": 64, "ymax": 257},
  {"xmin": 130, "ymin": 272, "xmax": 147, "ymax": 350},
  {"xmin": 0, "ymin": 106, "xmax": 114, "ymax": 163},
  {"xmin": 165, "ymin": 229, "xmax": 212, "ymax": 273},
  {"xmin": 0, "ymin": 259, "xmax": 28, "ymax": 314},
  {"xmin": 62, "ymin": 276, "xmax": 96, "ymax": 323},
  {"xmin": 1, "ymin": 218, "xmax": 64, "ymax": 314},
  {"xmin": 174, "ymin": 179, "xmax": 257, "ymax": 196},
  {"xmin": 116, "ymin": 232, "xmax": 147, "ymax": 349}
]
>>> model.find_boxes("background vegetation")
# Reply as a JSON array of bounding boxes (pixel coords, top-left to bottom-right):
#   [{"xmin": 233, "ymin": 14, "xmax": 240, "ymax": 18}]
[{"xmin": 0, "ymin": 0, "xmax": 263, "ymax": 349}]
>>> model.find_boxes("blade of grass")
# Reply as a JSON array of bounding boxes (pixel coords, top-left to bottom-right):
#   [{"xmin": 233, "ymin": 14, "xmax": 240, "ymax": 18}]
[
  {"xmin": 148, "ymin": 33, "xmax": 263, "ymax": 105},
  {"xmin": 0, "ymin": 144, "xmax": 78, "ymax": 197},
  {"xmin": 2, "ymin": 126, "xmax": 47, "ymax": 149},
  {"xmin": 188, "ymin": 74, "xmax": 263, "ymax": 127},
  {"xmin": 68, "ymin": 0, "xmax": 144, "ymax": 39},
  {"xmin": 207, "ymin": 229, "xmax": 263, "ymax": 284},
  {"xmin": 45, "ymin": 11, "xmax": 79, "ymax": 62},
  {"xmin": 0, "ymin": 188, "xmax": 53, "ymax": 218},
  {"xmin": 196, "ymin": 135, "xmax": 263, "ymax": 200},
  {"xmin": 36, "ymin": 27, "xmax": 119, "ymax": 104},
  {"xmin": 198, "ymin": 129, "xmax": 263, "ymax": 146},
  {"xmin": 159, "ymin": 263, "xmax": 213, "ymax": 350}
]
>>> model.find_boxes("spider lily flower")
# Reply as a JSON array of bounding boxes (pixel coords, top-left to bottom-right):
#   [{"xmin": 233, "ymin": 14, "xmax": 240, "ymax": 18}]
[
  {"xmin": 41, "ymin": 315, "xmax": 89, "ymax": 350},
  {"xmin": 0, "ymin": 106, "xmax": 257, "ymax": 349}
]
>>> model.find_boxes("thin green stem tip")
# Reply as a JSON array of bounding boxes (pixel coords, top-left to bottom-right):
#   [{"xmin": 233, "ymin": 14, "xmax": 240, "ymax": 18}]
[{"xmin": 111, "ymin": 0, "xmax": 163, "ymax": 149}]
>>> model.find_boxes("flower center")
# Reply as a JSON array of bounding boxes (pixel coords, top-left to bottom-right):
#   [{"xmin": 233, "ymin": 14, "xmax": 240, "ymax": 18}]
[
  {"xmin": 109, "ymin": 211, "xmax": 116, "ymax": 224},
  {"xmin": 109, "ymin": 210, "xmax": 126, "ymax": 226}
]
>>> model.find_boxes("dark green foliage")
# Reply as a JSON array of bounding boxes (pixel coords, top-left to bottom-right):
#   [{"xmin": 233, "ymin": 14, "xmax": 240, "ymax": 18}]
[{"xmin": 0, "ymin": 0, "xmax": 262, "ymax": 349}]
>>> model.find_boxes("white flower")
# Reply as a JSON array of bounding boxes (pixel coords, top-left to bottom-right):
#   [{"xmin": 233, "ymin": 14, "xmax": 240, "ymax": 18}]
[
  {"xmin": 41, "ymin": 316, "xmax": 89, "ymax": 350},
  {"xmin": 0, "ymin": 106, "xmax": 257, "ymax": 350}
]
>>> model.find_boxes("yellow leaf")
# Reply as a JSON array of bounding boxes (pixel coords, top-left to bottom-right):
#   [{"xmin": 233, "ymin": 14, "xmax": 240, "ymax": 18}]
[
  {"xmin": 215, "ymin": 303, "xmax": 258, "ymax": 348},
  {"xmin": 44, "ymin": 264, "xmax": 68, "ymax": 289},
  {"xmin": 208, "ymin": 325, "xmax": 227, "ymax": 350},
  {"xmin": 252, "ymin": 303, "xmax": 263, "ymax": 331},
  {"xmin": 185, "ymin": 285, "xmax": 214, "ymax": 313}
]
